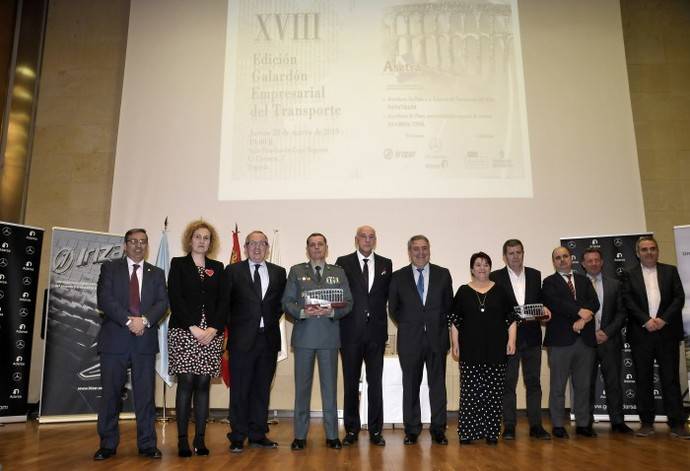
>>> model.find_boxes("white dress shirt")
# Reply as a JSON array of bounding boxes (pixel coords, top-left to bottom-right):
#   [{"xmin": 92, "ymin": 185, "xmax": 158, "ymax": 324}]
[
  {"xmin": 641, "ymin": 264, "xmax": 661, "ymax": 318},
  {"xmin": 587, "ymin": 272, "xmax": 604, "ymax": 330},
  {"xmin": 507, "ymin": 266, "xmax": 526, "ymax": 305},
  {"xmin": 412, "ymin": 263, "xmax": 430, "ymax": 305},
  {"xmin": 249, "ymin": 260, "xmax": 269, "ymax": 327},
  {"xmin": 357, "ymin": 250, "xmax": 375, "ymax": 292}
]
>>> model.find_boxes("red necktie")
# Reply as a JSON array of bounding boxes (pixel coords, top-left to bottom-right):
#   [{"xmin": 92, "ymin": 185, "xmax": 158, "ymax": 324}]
[
  {"xmin": 129, "ymin": 264, "xmax": 141, "ymax": 316},
  {"xmin": 565, "ymin": 273, "xmax": 576, "ymax": 300}
]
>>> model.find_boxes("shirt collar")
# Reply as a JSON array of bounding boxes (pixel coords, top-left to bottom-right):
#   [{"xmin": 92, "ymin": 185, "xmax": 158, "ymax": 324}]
[
  {"xmin": 641, "ymin": 263, "xmax": 657, "ymax": 273},
  {"xmin": 357, "ymin": 250, "xmax": 374, "ymax": 263},
  {"xmin": 507, "ymin": 266, "xmax": 524, "ymax": 278},
  {"xmin": 127, "ymin": 257, "xmax": 143, "ymax": 269}
]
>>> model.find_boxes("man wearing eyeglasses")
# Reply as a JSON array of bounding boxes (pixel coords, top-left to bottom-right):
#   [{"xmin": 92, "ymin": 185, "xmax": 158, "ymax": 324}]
[
  {"xmin": 220, "ymin": 230, "xmax": 287, "ymax": 452},
  {"xmin": 94, "ymin": 228, "xmax": 169, "ymax": 461}
]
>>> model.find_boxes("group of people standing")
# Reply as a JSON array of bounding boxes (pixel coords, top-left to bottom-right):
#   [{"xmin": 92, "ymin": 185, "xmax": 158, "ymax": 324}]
[{"xmin": 92, "ymin": 223, "xmax": 690, "ymax": 461}]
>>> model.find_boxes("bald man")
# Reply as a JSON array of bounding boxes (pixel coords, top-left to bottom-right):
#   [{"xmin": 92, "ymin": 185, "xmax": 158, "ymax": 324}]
[{"xmin": 335, "ymin": 226, "xmax": 392, "ymax": 446}]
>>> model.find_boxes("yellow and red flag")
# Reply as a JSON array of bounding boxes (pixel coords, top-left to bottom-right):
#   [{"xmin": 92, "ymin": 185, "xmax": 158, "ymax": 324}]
[{"xmin": 220, "ymin": 223, "xmax": 242, "ymax": 388}]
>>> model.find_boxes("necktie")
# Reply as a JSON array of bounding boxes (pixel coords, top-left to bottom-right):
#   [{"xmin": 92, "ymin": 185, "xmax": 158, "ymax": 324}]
[
  {"xmin": 362, "ymin": 258, "xmax": 370, "ymax": 292},
  {"xmin": 129, "ymin": 264, "xmax": 141, "ymax": 316},
  {"xmin": 253, "ymin": 263, "xmax": 262, "ymax": 298},
  {"xmin": 314, "ymin": 265, "xmax": 322, "ymax": 283},
  {"xmin": 416, "ymin": 268, "xmax": 425, "ymax": 303},
  {"xmin": 565, "ymin": 273, "xmax": 576, "ymax": 299}
]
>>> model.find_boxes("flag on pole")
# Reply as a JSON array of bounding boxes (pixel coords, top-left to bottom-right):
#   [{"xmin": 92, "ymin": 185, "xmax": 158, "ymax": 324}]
[
  {"xmin": 269, "ymin": 229, "xmax": 289, "ymax": 362},
  {"xmin": 155, "ymin": 218, "xmax": 173, "ymax": 386},
  {"xmin": 220, "ymin": 224, "xmax": 242, "ymax": 388}
]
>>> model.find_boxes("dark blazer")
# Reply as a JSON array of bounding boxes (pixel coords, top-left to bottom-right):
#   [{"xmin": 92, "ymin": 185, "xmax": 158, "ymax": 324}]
[
  {"xmin": 335, "ymin": 252, "xmax": 392, "ymax": 345},
  {"xmin": 490, "ymin": 266, "xmax": 543, "ymax": 348},
  {"xmin": 168, "ymin": 254, "xmax": 225, "ymax": 331},
  {"xmin": 623, "ymin": 263, "xmax": 685, "ymax": 343},
  {"xmin": 221, "ymin": 259, "xmax": 287, "ymax": 352},
  {"xmin": 96, "ymin": 258, "xmax": 168, "ymax": 355},
  {"xmin": 597, "ymin": 275, "xmax": 627, "ymax": 344},
  {"xmin": 542, "ymin": 271, "xmax": 600, "ymax": 348},
  {"xmin": 389, "ymin": 264, "xmax": 453, "ymax": 355}
]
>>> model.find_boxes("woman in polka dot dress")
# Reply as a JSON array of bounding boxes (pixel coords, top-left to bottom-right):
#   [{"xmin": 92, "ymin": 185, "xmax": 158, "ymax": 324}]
[
  {"xmin": 167, "ymin": 220, "xmax": 225, "ymax": 457},
  {"xmin": 449, "ymin": 252, "xmax": 517, "ymax": 445}
]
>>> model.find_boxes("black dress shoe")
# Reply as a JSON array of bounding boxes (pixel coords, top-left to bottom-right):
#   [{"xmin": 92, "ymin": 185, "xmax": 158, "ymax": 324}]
[
  {"xmin": 178, "ymin": 437, "xmax": 192, "ymax": 458},
  {"xmin": 369, "ymin": 433, "xmax": 386, "ymax": 446},
  {"xmin": 552, "ymin": 427, "xmax": 569, "ymax": 439},
  {"xmin": 529, "ymin": 425, "xmax": 552, "ymax": 440},
  {"xmin": 575, "ymin": 426, "xmax": 597, "ymax": 437},
  {"xmin": 291, "ymin": 438, "xmax": 306, "ymax": 451},
  {"xmin": 486, "ymin": 437, "xmax": 498, "ymax": 445},
  {"xmin": 138, "ymin": 447, "xmax": 162, "ymax": 459},
  {"xmin": 343, "ymin": 432, "xmax": 358, "ymax": 446},
  {"xmin": 93, "ymin": 448, "xmax": 116, "ymax": 460},
  {"xmin": 431, "ymin": 432, "xmax": 448, "ymax": 445},
  {"xmin": 403, "ymin": 433, "xmax": 418, "ymax": 445},
  {"xmin": 249, "ymin": 437, "xmax": 278, "ymax": 448},
  {"xmin": 194, "ymin": 435, "xmax": 210, "ymax": 455},
  {"xmin": 459, "ymin": 438, "xmax": 472, "ymax": 445},
  {"xmin": 611, "ymin": 423, "xmax": 634, "ymax": 434},
  {"xmin": 229, "ymin": 440, "xmax": 244, "ymax": 453},
  {"xmin": 502, "ymin": 426, "xmax": 515, "ymax": 440},
  {"xmin": 326, "ymin": 438, "xmax": 342, "ymax": 449}
]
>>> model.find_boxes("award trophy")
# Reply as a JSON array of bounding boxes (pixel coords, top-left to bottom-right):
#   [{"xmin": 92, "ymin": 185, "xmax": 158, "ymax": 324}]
[
  {"xmin": 302, "ymin": 288, "xmax": 346, "ymax": 309},
  {"xmin": 514, "ymin": 303, "xmax": 548, "ymax": 321}
]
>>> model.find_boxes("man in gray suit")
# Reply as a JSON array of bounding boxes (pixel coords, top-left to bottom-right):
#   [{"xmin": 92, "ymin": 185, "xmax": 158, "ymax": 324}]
[
  {"xmin": 282, "ymin": 233, "xmax": 353, "ymax": 450},
  {"xmin": 581, "ymin": 247, "xmax": 633, "ymax": 434}
]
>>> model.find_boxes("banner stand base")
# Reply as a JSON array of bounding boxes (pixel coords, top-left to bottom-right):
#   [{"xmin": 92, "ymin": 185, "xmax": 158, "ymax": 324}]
[{"xmin": 0, "ymin": 415, "xmax": 27, "ymax": 424}]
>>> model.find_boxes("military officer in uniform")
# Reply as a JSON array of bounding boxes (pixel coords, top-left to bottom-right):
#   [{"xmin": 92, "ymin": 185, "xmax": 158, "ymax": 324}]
[{"xmin": 282, "ymin": 233, "xmax": 353, "ymax": 450}]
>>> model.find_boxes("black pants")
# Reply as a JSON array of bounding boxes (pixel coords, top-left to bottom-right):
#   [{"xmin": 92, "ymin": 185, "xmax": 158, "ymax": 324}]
[
  {"xmin": 589, "ymin": 337, "xmax": 625, "ymax": 424},
  {"xmin": 399, "ymin": 335, "xmax": 447, "ymax": 435},
  {"xmin": 228, "ymin": 332, "xmax": 278, "ymax": 441},
  {"xmin": 341, "ymin": 340, "xmax": 385, "ymax": 435},
  {"xmin": 502, "ymin": 344, "xmax": 543, "ymax": 428},
  {"xmin": 631, "ymin": 333, "xmax": 685, "ymax": 426}
]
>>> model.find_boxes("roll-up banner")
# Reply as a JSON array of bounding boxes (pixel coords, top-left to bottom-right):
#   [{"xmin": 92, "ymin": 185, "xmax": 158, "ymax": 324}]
[
  {"xmin": 672, "ymin": 225, "xmax": 690, "ymax": 396},
  {"xmin": 39, "ymin": 228, "xmax": 135, "ymax": 422},
  {"xmin": 561, "ymin": 233, "xmax": 666, "ymax": 422},
  {"xmin": 0, "ymin": 222, "xmax": 44, "ymax": 423}
]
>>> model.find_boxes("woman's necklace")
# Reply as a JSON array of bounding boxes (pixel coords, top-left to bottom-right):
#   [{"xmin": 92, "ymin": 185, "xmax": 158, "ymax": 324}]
[{"xmin": 475, "ymin": 290, "xmax": 488, "ymax": 313}]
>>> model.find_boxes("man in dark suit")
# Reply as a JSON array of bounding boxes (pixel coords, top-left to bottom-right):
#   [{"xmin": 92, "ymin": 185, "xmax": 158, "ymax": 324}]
[
  {"xmin": 94, "ymin": 228, "xmax": 168, "ymax": 460},
  {"xmin": 542, "ymin": 246, "xmax": 599, "ymax": 439},
  {"xmin": 622, "ymin": 236, "xmax": 689, "ymax": 439},
  {"xmin": 282, "ymin": 233, "xmax": 353, "ymax": 450},
  {"xmin": 389, "ymin": 234, "xmax": 453, "ymax": 446},
  {"xmin": 335, "ymin": 225, "xmax": 392, "ymax": 447},
  {"xmin": 490, "ymin": 239, "xmax": 551, "ymax": 440},
  {"xmin": 581, "ymin": 247, "xmax": 633, "ymax": 434},
  {"xmin": 222, "ymin": 230, "xmax": 287, "ymax": 452}
]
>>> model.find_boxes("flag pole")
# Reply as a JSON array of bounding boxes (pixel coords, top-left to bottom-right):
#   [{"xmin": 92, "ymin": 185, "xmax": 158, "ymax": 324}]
[{"xmin": 156, "ymin": 217, "xmax": 173, "ymax": 423}]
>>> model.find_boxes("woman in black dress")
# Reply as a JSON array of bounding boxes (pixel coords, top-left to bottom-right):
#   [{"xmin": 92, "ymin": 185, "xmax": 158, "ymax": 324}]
[
  {"xmin": 449, "ymin": 252, "xmax": 517, "ymax": 445},
  {"xmin": 167, "ymin": 220, "xmax": 224, "ymax": 457}
]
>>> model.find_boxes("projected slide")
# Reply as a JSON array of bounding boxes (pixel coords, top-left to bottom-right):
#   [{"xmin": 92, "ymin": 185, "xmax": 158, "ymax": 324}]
[{"xmin": 219, "ymin": 0, "xmax": 532, "ymax": 200}]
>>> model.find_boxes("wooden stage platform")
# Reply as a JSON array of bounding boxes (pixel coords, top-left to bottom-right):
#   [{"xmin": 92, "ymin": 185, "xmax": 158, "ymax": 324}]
[{"xmin": 1, "ymin": 417, "xmax": 689, "ymax": 470}]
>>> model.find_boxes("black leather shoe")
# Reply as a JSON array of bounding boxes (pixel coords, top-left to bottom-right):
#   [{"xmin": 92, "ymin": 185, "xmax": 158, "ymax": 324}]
[
  {"xmin": 138, "ymin": 447, "xmax": 162, "ymax": 459},
  {"xmin": 343, "ymin": 432, "xmax": 358, "ymax": 446},
  {"xmin": 575, "ymin": 426, "xmax": 597, "ymax": 437},
  {"xmin": 291, "ymin": 439, "xmax": 306, "ymax": 451},
  {"xmin": 193, "ymin": 435, "xmax": 209, "ymax": 455},
  {"xmin": 529, "ymin": 425, "xmax": 551, "ymax": 440},
  {"xmin": 326, "ymin": 438, "xmax": 342, "ymax": 449},
  {"xmin": 459, "ymin": 438, "xmax": 472, "ymax": 445},
  {"xmin": 178, "ymin": 437, "xmax": 192, "ymax": 458},
  {"xmin": 229, "ymin": 440, "xmax": 244, "ymax": 453},
  {"xmin": 431, "ymin": 431, "xmax": 448, "ymax": 445},
  {"xmin": 403, "ymin": 433, "xmax": 418, "ymax": 445},
  {"xmin": 369, "ymin": 433, "xmax": 386, "ymax": 446},
  {"xmin": 486, "ymin": 437, "xmax": 498, "ymax": 445},
  {"xmin": 249, "ymin": 437, "xmax": 278, "ymax": 448},
  {"xmin": 93, "ymin": 448, "xmax": 116, "ymax": 460},
  {"xmin": 502, "ymin": 426, "xmax": 515, "ymax": 440},
  {"xmin": 552, "ymin": 427, "xmax": 569, "ymax": 439},
  {"xmin": 611, "ymin": 423, "xmax": 634, "ymax": 434}
]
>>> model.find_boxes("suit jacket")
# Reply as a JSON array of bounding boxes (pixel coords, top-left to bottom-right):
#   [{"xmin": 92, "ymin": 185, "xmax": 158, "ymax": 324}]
[
  {"xmin": 542, "ymin": 271, "xmax": 600, "ymax": 348},
  {"xmin": 168, "ymin": 254, "xmax": 225, "ymax": 331},
  {"xmin": 335, "ymin": 251, "xmax": 392, "ymax": 345},
  {"xmin": 96, "ymin": 258, "xmax": 168, "ymax": 355},
  {"xmin": 389, "ymin": 264, "xmax": 453, "ymax": 355},
  {"xmin": 282, "ymin": 262, "xmax": 353, "ymax": 349},
  {"xmin": 489, "ymin": 266, "xmax": 543, "ymax": 348},
  {"xmin": 623, "ymin": 263, "xmax": 685, "ymax": 343},
  {"xmin": 596, "ymin": 275, "xmax": 627, "ymax": 345},
  {"xmin": 221, "ymin": 259, "xmax": 287, "ymax": 352}
]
